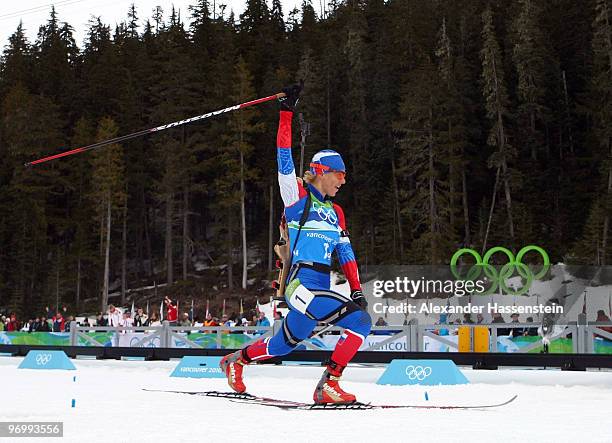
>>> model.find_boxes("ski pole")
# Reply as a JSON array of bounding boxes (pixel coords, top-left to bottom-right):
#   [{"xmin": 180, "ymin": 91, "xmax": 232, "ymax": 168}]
[{"xmin": 25, "ymin": 92, "xmax": 286, "ymax": 167}]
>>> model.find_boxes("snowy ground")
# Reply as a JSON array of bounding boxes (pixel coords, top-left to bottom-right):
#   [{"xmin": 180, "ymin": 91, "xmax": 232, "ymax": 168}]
[{"xmin": 1, "ymin": 356, "xmax": 611, "ymax": 443}]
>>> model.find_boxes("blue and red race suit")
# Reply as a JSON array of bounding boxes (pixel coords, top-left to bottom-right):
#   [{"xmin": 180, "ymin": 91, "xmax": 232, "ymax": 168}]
[{"xmin": 244, "ymin": 111, "xmax": 371, "ymax": 366}]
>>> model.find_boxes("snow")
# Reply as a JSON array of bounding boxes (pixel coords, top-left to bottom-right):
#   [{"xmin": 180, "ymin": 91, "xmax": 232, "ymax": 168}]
[{"xmin": 1, "ymin": 357, "xmax": 611, "ymax": 443}]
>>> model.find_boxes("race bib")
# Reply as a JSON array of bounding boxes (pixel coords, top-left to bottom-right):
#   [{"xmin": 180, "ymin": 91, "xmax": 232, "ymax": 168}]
[{"xmin": 285, "ymin": 278, "xmax": 315, "ymax": 315}]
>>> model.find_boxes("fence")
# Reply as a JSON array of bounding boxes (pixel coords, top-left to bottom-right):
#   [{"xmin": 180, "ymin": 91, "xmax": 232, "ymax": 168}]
[{"xmin": 49, "ymin": 319, "xmax": 612, "ymax": 354}]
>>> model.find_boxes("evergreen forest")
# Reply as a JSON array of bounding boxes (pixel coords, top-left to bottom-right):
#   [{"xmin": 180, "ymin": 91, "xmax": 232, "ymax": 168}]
[{"xmin": 0, "ymin": 0, "xmax": 611, "ymax": 316}]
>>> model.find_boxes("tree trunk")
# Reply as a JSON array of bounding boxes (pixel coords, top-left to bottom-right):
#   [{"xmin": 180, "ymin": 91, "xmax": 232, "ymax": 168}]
[
  {"xmin": 391, "ymin": 155, "xmax": 404, "ymax": 262},
  {"xmin": 55, "ymin": 246, "xmax": 60, "ymax": 314},
  {"xmin": 183, "ymin": 187, "xmax": 190, "ymax": 281},
  {"xmin": 602, "ymin": 141, "xmax": 612, "ymax": 265},
  {"xmin": 165, "ymin": 193, "xmax": 174, "ymax": 286},
  {"xmin": 76, "ymin": 256, "xmax": 81, "ymax": 312},
  {"xmin": 144, "ymin": 202, "xmax": 152, "ymax": 277},
  {"xmin": 561, "ymin": 70, "xmax": 574, "ymax": 155},
  {"xmin": 501, "ymin": 159, "xmax": 515, "ymax": 244},
  {"xmin": 121, "ymin": 193, "xmax": 127, "ymax": 306},
  {"xmin": 428, "ymin": 105, "xmax": 437, "ymax": 264},
  {"xmin": 462, "ymin": 167, "xmax": 470, "ymax": 245},
  {"xmin": 483, "ymin": 167, "xmax": 500, "ymax": 252},
  {"xmin": 240, "ymin": 148, "xmax": 248, "ymax": 290},
  {"xmin": 448, "ymin": 120, "xmax": 455, "ymax": 231},
  {"xmin": 268, "ymin": 183, "xmax": 274, "ymax": 273},
  {"xmin": 101, "ymin": 196, "xmax": 111, "ymax": 312},
  {"xmin": 227, "ymin": 207, "xmax": 234, "ymax": 290}
]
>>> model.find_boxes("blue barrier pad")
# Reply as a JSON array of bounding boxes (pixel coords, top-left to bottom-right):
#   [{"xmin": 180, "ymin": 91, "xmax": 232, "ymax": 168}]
[
  {"xmin": 18, "ymin": 350, "xmax": 76, "ymax": 370},
  {"xmin": 376, "ymin": 359, "xmax": 469, "ymax": 386},
  {"xmin": 170, "ymin": 356, "xmax": 224, "ymax": 378}
]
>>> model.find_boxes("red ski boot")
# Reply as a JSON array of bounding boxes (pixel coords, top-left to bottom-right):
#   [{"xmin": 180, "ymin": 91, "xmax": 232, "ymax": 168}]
[
  {"xmin": 313, "ymin": 360, "xmax": 356, "ymax": 404},
  {"xmin": 220, "ymin": 350, "xmax": 248, "ymax": 393}
]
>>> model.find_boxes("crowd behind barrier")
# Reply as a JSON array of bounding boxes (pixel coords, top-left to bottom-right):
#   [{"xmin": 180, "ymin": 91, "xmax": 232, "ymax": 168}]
[
  {"xmin": 2, "ymin": 298, "xmax": 611, "ymax": 351},
  {"xmin": 0, "ymin": 296, "xmax": 282, "ymax": 334}
]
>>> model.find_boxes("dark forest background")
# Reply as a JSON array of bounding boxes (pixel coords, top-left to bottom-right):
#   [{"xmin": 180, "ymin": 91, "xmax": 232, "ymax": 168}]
[{"xmin": 0, "ymin": 0, "xmax": 610, "ymax": 317}]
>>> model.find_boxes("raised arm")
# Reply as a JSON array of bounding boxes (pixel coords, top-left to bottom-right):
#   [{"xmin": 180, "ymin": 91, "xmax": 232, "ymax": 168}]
[
  {"xmin": 276, "ymin": 110, "xmax": 300, "ymax": 207},
  {"xmin": 276, "ymin": 82, "xmax": 304, "ymax": 208}
]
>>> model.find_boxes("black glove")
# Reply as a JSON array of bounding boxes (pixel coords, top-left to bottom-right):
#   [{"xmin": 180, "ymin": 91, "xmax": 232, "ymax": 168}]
[
  {"xmin": 279, "ymin": 80, "xmax": 304, "ymax": 112},
  {"xmin": 351, "ymin": 290, "xmax": 367, "ymax": 310}
]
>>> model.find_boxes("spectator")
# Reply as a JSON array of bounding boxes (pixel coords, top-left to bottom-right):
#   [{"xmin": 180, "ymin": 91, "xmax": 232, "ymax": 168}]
[
  {"xmin": 595, "ymin": 310, "xmax": 612, "ymax": 337},
  {"xmin": 52, "ymin": 312, "xmax": 65, "ymax": 332},
  {"xmin": 6, "ymin": 313, "xmax": 20, "ymax": 332},
  {"xmin": 491, "ymin": 311, "xmax": 509, "ymax": 335},
  {"xmin": 476, "ymin": 313, "xmax": 485, "ymax": 324},
  {"xmin": 434, "ymin": 314, "xmax": 449, "ymax": 336},
  {"xmin": 37, "ymin": 316, "xmax": 51, "ymax": 332},
  {"xmin": 107, "ymin": 305, "xmax": 122, "ymax": 327},
  {"xmin": 509, "ymin": 313, "xmax": 523, "ymax": 337},
  {"xmin": 64, "ymin": 316, "xmax": 75, "ymax": 332},
  {"xmin": 178, "ymin": 313, "xmax": 192, "ymax": 327},
  {"xmin": 219, "ymin": 314, "xmax": 231, "ymax": 334},
  {"xmin": 525, "ymin": 317, "xmax": 538, "ymax": 336},
  {"xmin": 96, "ymin": 313, "xmax": 107, "ymax": 327},
  {"xmin": 375, "ymin": 317, "xmax": 388, "ymax": 327},
  {"xmin": 146, "ymin": 312, "xmax": 161, "ymax": 327},
  {"xmin": 256, "ymin": 311, "xmax": 270, "ymax": 334},
  {"xmin": 21, "ymin": 319, "xmax": 32, "ymax": 332},
  {"xmin": 164, "ymin": 297, "xmax": 178, "ymax": 326},
  {"xmin": 463, "ymin": 313, "xmax": 474, "ymax": 324},
  {"xmin": 0, "ymin": 316, "xmax": 4, "ymax": 331},
  {"xmin": 193, "ymin": 316, "xmax": 203, "ymax": 328},
  {"xmin": 120, "ymin": 312, "xmax": 134, "ymax": 330},
  {"xmin": 134, "ymin": 308, "xmax": 148, "ymax": 327},
  {"xmin": 273, "ymin": 311, "xmax": 283, "ymax": 321},
  {"xmin": 203, "ymin": 312, "xmax": 217, "ymax": 332}
]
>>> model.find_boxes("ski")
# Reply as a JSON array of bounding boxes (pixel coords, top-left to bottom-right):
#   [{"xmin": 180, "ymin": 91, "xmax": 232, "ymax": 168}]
[
  {"xmin": 232, "ymin": 394, "xmax": 518, "ymax": 410},
  {"xmin": 142, "ymin": 389, "xmax": 303, "ymax": 406},
  {"xmin": 144, "ymin": 389, "xmax": 517, "ymax": 410}
]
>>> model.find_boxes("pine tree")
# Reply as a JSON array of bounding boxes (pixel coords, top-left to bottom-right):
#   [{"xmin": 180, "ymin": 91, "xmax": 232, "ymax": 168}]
[
  {"xmin": 586, "ymin": 0, "xmax": 612, "ymax": 264},
  {"xmin": 222, "ymin": 56, "xmax": 264, "ymax": 290},
  {"xmin": 393, "ymin": 60, "xmax": 453, "ymax": 264},
  {"xmin": 88, "ymin": 117, "xmax": 126, "ymax": 311},
  {"xmin": 480, "ymin": 5, "xmax": 515, "ymax": 250},
  {"xmin": 0, "ymin": 23, "xmax": 33, "ymax": 95}
]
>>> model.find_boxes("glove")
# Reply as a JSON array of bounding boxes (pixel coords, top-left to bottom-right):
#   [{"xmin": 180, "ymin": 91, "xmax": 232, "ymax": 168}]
[
  {"xmin": 351, "ymin": 290, "xmax": 367, "ymax": 310},
  {"xmin": 278, "ymin": 80, "xmax": 304, "ymax": 112}
]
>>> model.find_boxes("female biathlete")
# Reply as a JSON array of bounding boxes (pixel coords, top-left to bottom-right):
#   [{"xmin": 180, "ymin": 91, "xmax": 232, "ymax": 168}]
[{"xmin": 220, "ymin": 83, "xmax": 372, "ymax": 404}]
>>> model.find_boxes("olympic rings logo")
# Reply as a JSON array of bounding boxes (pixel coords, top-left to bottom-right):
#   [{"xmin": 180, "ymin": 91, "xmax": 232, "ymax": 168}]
[
  {"xmin": 35, "ymin": 353, "xmax": 53, "ymax": 365},
  {"xmin": 450, "ymin": 245, "xmax": 550, "ymax": 295},
  {"xmin": 405, "ymin": 365, "xmax": 432, "ymax": 381},
  {"xmin": 312, "ymin": 201, "xmax": 338, "ymax": 225}
]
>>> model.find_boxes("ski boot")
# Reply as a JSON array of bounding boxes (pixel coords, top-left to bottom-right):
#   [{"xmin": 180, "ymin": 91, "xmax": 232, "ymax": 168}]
[
  {"xmin": 313, "ymin": 360, "xmax": 356, "ymax": 404},
  {"xmin": 220, "ymin": 350, "xmax": 248, "ymax": 393}
]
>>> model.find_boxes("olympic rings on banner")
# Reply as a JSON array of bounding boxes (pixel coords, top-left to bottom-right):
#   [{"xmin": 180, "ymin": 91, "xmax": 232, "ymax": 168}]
[
  {"xmin": 405, "ymin": 365, "xmax": 432, "ymax": 381},
  {"xmin": 450, "ymin": 245, "xmax": 550, "ymax": 295},
  {"xmin": 35, "ymin": 353, "xmax": 53, "ymax": 365}
]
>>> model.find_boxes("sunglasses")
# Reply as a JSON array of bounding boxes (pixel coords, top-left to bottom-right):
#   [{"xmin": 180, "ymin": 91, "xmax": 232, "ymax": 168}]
[
  {"xmin": 310, "ymin": 162, "xmax": 346, "ymax": 179},
  {"xmin": 329, "ymin": 170, "xmax": 346, "ymax": 180}
]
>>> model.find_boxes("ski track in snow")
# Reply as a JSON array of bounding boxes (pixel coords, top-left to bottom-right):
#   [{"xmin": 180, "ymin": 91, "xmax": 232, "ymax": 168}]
[{"xmin": 0, "ymin": 357, "xmax": 611, "ymax": 443}]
